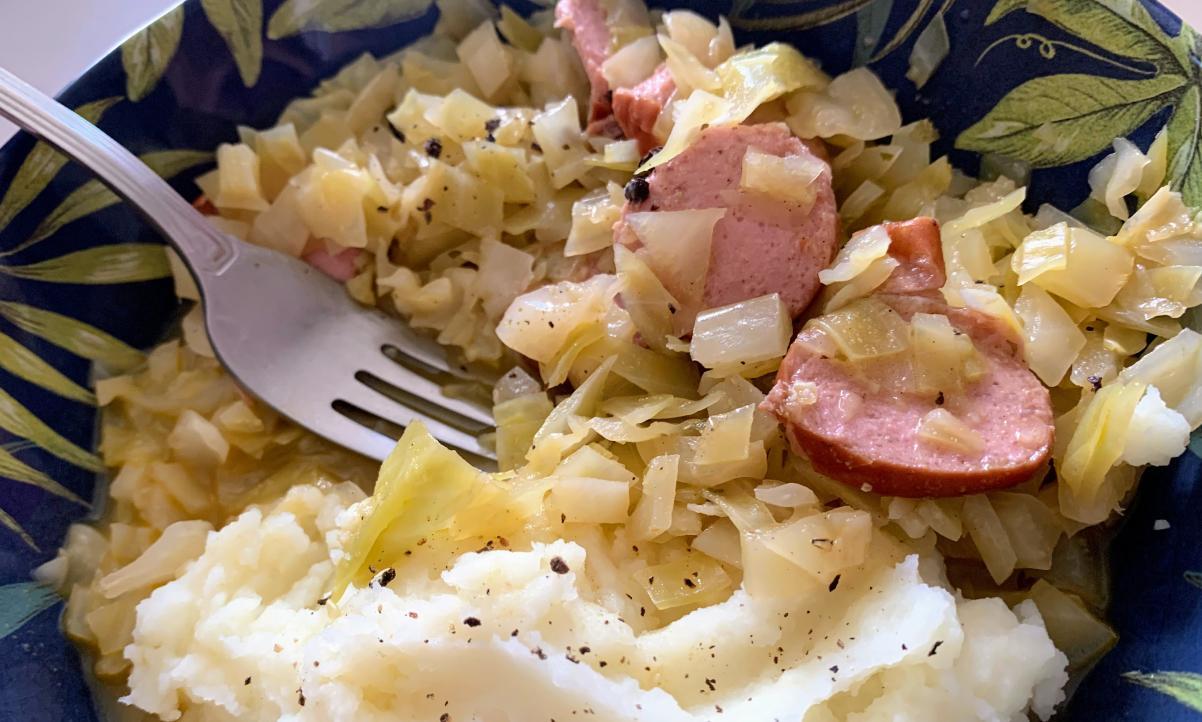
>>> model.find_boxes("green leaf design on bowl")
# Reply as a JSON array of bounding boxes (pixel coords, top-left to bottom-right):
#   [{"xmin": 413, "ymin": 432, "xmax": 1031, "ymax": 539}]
[
  {"xmin": 0, "ymin": 387, "xmax": 103, "ymax": 472},
  {"xmin": 0, "ymin": 333, "xmax": 94, "ymax": 404},
  {"xmin": 0, "ymin": 301, "xmax": 144, "ymax": 371},
  {"xmin": 0, "ymin": 445, "xmax": 88, "ymax": 507},
  {"xmin": 957, "ymin": 73, "xmax": 1188, "ymax": 167},
  {"xmin": 201, "ymin": 0, "xmax": 266, "ymax": 87},
  {"xmin": 267, "ymin": 0, "xmax": 435, "ymax": 39},
  {"xmin": 0, "ymin": 583, "xmax": 59, "ymax": 634},
  {"xmin": 0, "ymin": 149, "xmax": 213, "ymax": 256},
  {"xmin": 121, "ymin": 6, "xmax": 186, "ymax": 102},
  {"xmin": 0, "ymin": 97, "xmax": 121, "ymax": 230},
  {"xmin": 0, "ymin": 244, "xmax": 170, "ymax": 284},
  {"xmin": 1125, "ymin": 672, "xmax": 1202, "ymax": 713}
]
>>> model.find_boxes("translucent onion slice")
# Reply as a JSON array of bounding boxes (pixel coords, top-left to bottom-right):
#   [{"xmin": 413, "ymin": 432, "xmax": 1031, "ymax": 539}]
[{"xmin": 916, "ymin": 408, "xmax": 985, "ymax": 455}]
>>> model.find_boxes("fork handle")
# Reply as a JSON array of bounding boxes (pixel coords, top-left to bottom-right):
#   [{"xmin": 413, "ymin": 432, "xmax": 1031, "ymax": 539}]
[{"xmin": 0, "ymin": 66, "xmax": 234, "ymax": 276}]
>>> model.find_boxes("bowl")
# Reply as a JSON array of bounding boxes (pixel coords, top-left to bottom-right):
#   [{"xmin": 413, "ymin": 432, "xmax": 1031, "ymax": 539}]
[{"xmin": 0, "ymin": 0, "xmax": 1199, "ymax": 719}]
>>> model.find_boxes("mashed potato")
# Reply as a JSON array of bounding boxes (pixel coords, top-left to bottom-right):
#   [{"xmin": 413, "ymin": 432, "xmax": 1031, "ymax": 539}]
[{"xmin": 122, "ymin": 483, "xmax": 1065, "ymax": 721}]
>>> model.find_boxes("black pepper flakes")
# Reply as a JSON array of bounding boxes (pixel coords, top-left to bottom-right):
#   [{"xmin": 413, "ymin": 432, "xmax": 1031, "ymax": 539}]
[
  {"xmin": 244, "ymin": 677, "xmax": 252, "ymax": 686},
  {"xmin": 297, "ymin": 689, "xmax": 306, "ymax": 707},
  {"xmin": 374, "ymin": 567, "xmax": 397, "ymax": 588},
  {"xmin": 1088, "ymin": 375, "xmax": 1102, "ymax": 391},
  {"xmin": 316, "ymin": 596, "xmax": 329, "ymax": 606},
  {"xmin": 935, "ymin": 391, "xmax": 945, "ymax": 406},
  {"xmin": 463, "ymin": 617, "xmax": 482, "ymax": 627},
  {"xmin": 579, "ymin": 646, "xmax": 591, "ymax": 655},
  {"xmin": 550, "ymin": 556, "xmax": 570, "ymax": 574},
  {"xmin": 829, "ymin": 664, "xmax": 839, "ymax": 673},
  {"xmin": 705, "ymin": 678, "xmax": 716, "ymax": 692},
  {"xmin": 424, "ymin": 138, "xmax": 443, "ymax": 158},
  {"xmin": 624, "ymin": 176, "xmax": 650, "ymax": 203},
  {"xmin": 828, "ymin": 574, "xmax": 841, "ymax": 592},
  {"xmin": 683, "ymin": 577, "xmax": 696, "ymax": 588},
  {"xmin": 388, "ymin": 125, "xmax": 406, "ymax": 143},
  {"xmin": 441, "ymin": 714, "xmax": 452, "ymax": 722},
  {"xmin": 929, "ymin": 640, "xmax": 943, "ymax": 656}
]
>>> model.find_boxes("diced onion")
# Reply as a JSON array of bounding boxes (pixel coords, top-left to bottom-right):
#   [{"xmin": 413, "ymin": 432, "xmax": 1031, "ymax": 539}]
[{"xmin": 916, "ymin": 408, "xmax": 985, "ymax": 455}]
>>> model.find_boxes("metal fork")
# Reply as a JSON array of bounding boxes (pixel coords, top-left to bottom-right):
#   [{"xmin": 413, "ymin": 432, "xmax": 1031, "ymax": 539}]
[{"xmin": 0, "ymin": 67, "xmax": 496, "ymax": 464}]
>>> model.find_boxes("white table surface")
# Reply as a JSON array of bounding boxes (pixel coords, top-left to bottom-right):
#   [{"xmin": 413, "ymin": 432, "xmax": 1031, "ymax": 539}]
[{"xmin": 0, "ymin": 0, "xmax": 1200, "ymax": 144}]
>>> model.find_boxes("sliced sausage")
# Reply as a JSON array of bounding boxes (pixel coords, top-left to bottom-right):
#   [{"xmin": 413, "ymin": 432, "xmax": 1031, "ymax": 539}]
[
  {"xmin": 555, "ymin": 0, "xmax": 615, "ymax": 130},
  {"xmin": 762, "ymin": 218, "xmax": 1053, "ymax": 498},
  {"xmin": 878, "ymin": 217, "xmax": 945, "ymax": 295},
  {"xmin": 612, "ymin": 64, "xmax": 675, "ymax": 153},
  {"xmin": 556, "ymin": 0, "xmax": 674, "ymax": 143},
  {"xmin": 614, "ymin": 123, "xmax": 839, "ymax": 323}
]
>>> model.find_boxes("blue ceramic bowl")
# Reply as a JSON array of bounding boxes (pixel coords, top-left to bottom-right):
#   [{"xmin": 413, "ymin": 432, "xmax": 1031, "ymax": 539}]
[{"xmin": 0, "ymin": 1, "xmax": 1199, "ymax": 719}]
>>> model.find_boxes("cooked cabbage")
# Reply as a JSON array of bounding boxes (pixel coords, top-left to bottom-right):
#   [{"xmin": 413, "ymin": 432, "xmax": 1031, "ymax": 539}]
[
  {"xmin": 601, "ymin": 34, "xmax": 661, "ymax": 89},
  {"xmin": 786, "ymin": 68, "xmax": 901, "ymax": 141},
  {"xmin": 819, "ymin": 224, "xmax": 891, "ymax": 285},
  {"xmin": 740, "ymin": 148, "xmax": 826, "ymax": 207},
  {"xmin": 908, "ymin": 312, "xmax": 981, "ymax": 396},
  {"xmin": 811, "ymin": 297, "xmax": 910, "ymax": 361},
  {"xmin": 496, "ymin": 275, "xmax": 616, "ymax": 364},
  {"xmin": 628, "ymin": 454, "xmax": 680, "ymax": 541},
  {"xmin": 689, "ymin": 293, "xmax": 792, "ymax": 369},
  {"xmin": 1014, "ymin": 284, "xmax": 1087, "ymax": 386},
  {"xmin": 625, "ymin": 208, "xmax": 725, "ymax": 320},
  {"xmin": 1088, "ymin": 138, "xmax": 1149, "ymax": 221}
]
